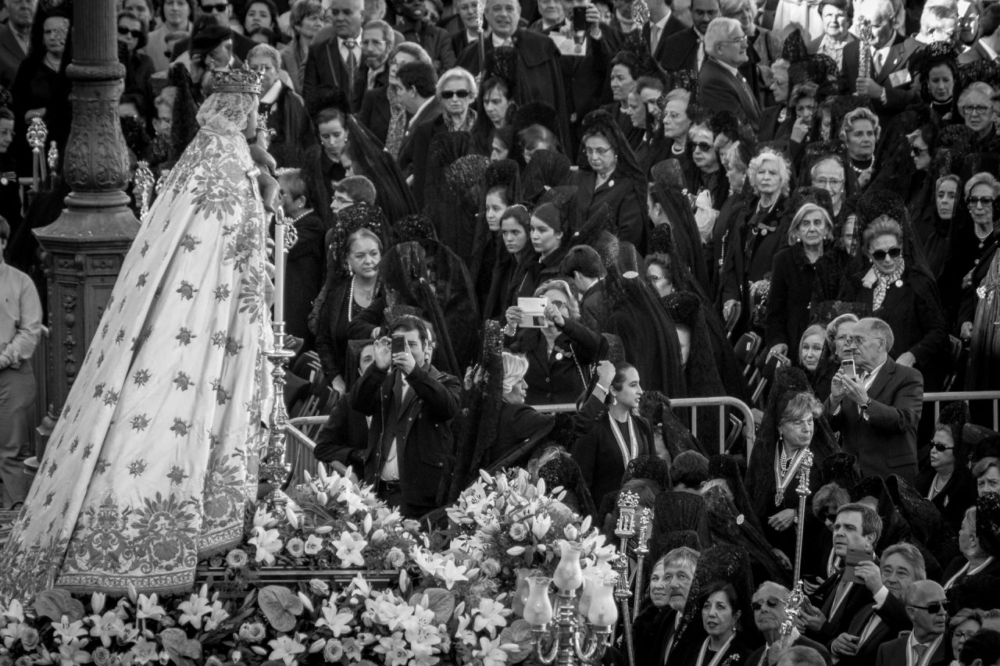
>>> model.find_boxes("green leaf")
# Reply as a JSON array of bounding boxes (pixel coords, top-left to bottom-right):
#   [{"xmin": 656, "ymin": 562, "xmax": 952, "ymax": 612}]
[
  {"xmin": 34, "ymin": 589, "xmax": 85, "ymax": 623},
  {"xmin": 408, "ymin": 588, "xmax": 455, "ymax": 625},
  {"xmin": 498, "ymin": 619, "xmax": 535, "ymax": 663},
  {"xmin": 258, "ymin": 586, "xmax": 304, "ymax": 632},
  {"xmin": 160, "ymin": 627, "xmax": 203, "ymax": 665}
]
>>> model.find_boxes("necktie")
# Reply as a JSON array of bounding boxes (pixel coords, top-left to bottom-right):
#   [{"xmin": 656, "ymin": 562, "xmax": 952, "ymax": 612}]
[
  {"xmin": 872, "ymin": 50, "xmax": 883, "ymax": 76},
  {"xmin": 650, "ymin": 23, "xmax": 660, "ymax": 56},
  {"xmin": 858, "ymin": 613, "xmax": 881, "ymax": 644},
  {"xmin": 345, "ymin": 38, "xmax": 358, "ymax": 94},
  {"xmin": 913, "ymin": 643, "xmax": 928, "ymax": 666}
]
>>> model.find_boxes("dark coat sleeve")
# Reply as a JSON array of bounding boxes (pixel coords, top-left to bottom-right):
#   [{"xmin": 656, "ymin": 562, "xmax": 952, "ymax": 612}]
[
  {"xmin": 867, "ymin": 366, "xmax": 923, "ymax": 435},
  {"xmin": 405, "ymin": 363, "xmax": 461, "ymax": 423},
  {"xmin": 569, "ymin": 394, "xmax": 608, "ymax": 496},
  {"xmin": 559, "ymin": 318, "xmax": 604, "ymax": 364},
  {"xmin": 350, "ymin": 362, "xmax": 389, "ymax": 416},
  {"xmin": 313, "ymin": 397, "xmax": 365, "ymax": 466},
  {"xmin": 765, "ymin": 247, "xmax": 793, "ymax": 348},
  {"xmin": 905, "ymin": 272, "xmax": 948, "ymax": 368}
]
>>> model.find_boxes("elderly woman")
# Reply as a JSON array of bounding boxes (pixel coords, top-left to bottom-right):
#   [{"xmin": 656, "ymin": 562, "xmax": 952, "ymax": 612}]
[
  {"xmin": 812, "ymin": 0, "xmax": 855, "ymax": 73},
  {"xmin": 916, "ymin": 413, "xmax": 977, "ymax": 531},
  {"xmin": 504, "ymin": 278, "xmax": 604, "ymax": 406},
  {"xmin": 787, "ymin": 82, "xmax": 819, "ymax": 148},
  {"xmin": 143, "ymin": 0, "xmax": 193, "ymax": 71},
  {"xmin": 571, "ymin": 360, "xmax": 653, "ymax": 508},
  {"xmin": 280, "ymin": 0, "xmax": 324, "ymax": 92},
  {"xmin": 958, "ymin": 82, "xmax": 1000, "ymax": 149},
  {"xmin": 840, "ymin": 107, "xmax": 880, "ymax": 192},
  {"xmin": 956, "ymin": 173, "xmax": 999, "ymax": 329},
  {"xmin": 719, "ymin": 148, "xmax": 790, "ymax": 328},
  {"xmin": 249, "ymin": 43, "xmax": 315, "ymax": 168},
  {"xmin": 959, "ymin": 174, "xmax": 1000, "ymax": 398},
  {"xmin": 804, "ymin": 312, "xmax": 858, "ymax": 400},
  {"xmin": 949, "ymin": 609, "xmax": 985, "ymax": 666},
  {"xmin": 685, "ymin": 119, "xmax": 729, "ymax": 221},
  {"xmin": 943, "ymin": 499, "xmax": 1000, "ymax": 589},
  {"xmin": 661, "ymin": 88, "xmax": 693, "ymax": 160},
  {"xmin": 399, "ymin": 66, "xmax": 478, "ymax": 208},
  {"xmin": 483, "ymin": 352, "xmax": 555, "ymax": 470},
  {"xmin": 117, "ymin": 10, "xmax": 155, "ymax": 98},
  {"xmin": 675, "ymin": 581, "xmax": 753, "ymax": 665},
  {"xmin": 766, "ymin": 203, "xmax": 834, "ymax": 359},
  {"xmin": 974, "ymin": 457, "xmax": 1000, "ymax": 496},
  {"xmin": 570, "ymin": 110, "xmax": 649, "ymax": 251},
  {"xmin": 837, "ymin": 214, "xmax": 949, "ymax": 388}
]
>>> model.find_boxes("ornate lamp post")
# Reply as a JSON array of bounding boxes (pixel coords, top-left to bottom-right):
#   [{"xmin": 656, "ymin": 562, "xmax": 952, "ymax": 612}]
[{"xmin": 32, "ymin": 0, "xmax": 139, "ymax": 450}]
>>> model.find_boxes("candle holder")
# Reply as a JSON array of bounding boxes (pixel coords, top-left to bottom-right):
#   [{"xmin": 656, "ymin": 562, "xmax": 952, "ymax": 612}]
[
  {"xmin": 47, "ymin": 140, "xmax": 58, "ymax": 175},
  {"xmin": 27, "ymin": 117, "xmax": 47, "ymax": 188},
  {"xmin": 261, "ymin": 207, "xmax": 296, "ymax": 509},
  {"xmin": 529, "ymin": 581, "xmax": 616, "ymax": 666},
  {"xmin": 133, "ymin": 161, "xmax": 154, "ymax": 220},
  {"xmin": 613, "ymin": 491, "xmax": 638, "ymax": 666}
]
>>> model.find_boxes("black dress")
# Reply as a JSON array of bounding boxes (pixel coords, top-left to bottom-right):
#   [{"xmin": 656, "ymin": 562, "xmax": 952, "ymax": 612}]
[
  {"xmin": 914, "ymin": 466, "xmax": 978, "ymax": 532},
  {"xmin": 765, "ymin": 243, "xmax": 821, "ymax": 352},
  {"xmin": 505, "ymin": 319, "xmax": 603, "ymax": 406}
]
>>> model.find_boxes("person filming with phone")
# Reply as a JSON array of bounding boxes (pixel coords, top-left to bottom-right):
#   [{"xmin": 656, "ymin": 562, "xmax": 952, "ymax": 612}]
[
  {"xmin": 350, "ymin": 315, "xmax": 462, "ymax": 518},
  {"xmin": 826, "ymin": 317, "xmax": 923, "ymax": 484}
]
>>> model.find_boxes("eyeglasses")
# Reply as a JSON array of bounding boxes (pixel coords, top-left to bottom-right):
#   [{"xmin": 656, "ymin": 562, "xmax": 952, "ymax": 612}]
[
  {"xmin": 818, "ymin": 510, "xmax": 837, "ymax": 523},
  {"xmin": 962, "ymin": 104, "xmax": 991, "ymax": 116},
  {"xmin": 722, "ymin": 35, "xmax": 748, "ymax": 44},
  {"xmin": 846, "ymin": 335, "xmax": 884, "ymax": 346},
  {"xmin": 585, "ymin": 146, "xmax": 612, "ymax": 156},
  {"xmin": 751, "ymin": 598, "xmax": 783, "ymax": 611},
  {"xmin": 813, "ymin": 177, "xmax": 844, "ymax": 187},
  {"xmin": 910, "ymin": 145, "xmax": 928, "ymax": 157},
  {"xmin": 954, "ymin": 630, "xmax": 979, "ymax": 640},
  {"xmin": 692, "ymin": 141, "xmax": 713, "ymax": 153},
  {"xmin": 118, "ymin": 26, "xmax": 143, "ymax": 38},
  {"xmin": 441, "ymin": 89, "xmax": 470, "ymax": 99},
  {"xmin": 201, "ymin": 2, "xmax": 228, "ymax": 11},
  {"xmin": 871, "ymin": 247, "xmax": 902, "ymax": 261},
  {"xmin": 968, "ymin": 196, "xmax": 994, "ymax": 209},
  {"xmin": 782, "ymin": 417, "xmax": 814, "ymax": 429},
  {"xmin": 908, "ymin": 601, "xmax": 948, "ymax": 614},
  {"xmin": 931, "ymin": 442, "xmax": 953, "ymax": 452}
]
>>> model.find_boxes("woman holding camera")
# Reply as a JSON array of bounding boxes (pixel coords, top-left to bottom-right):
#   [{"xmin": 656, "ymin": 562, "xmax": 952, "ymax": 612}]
[{"xmin": 503, "ymin": 279, "xmax": 604, "ymax": 406}]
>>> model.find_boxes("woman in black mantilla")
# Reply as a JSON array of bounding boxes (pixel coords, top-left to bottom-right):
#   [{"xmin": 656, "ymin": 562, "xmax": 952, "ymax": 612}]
[
  {"xmin": 313, "ymin": 202, "xmax": 391, "ymax": 388},
  {"xmin": 719, "ymin": 147, "xmax": 791, "ymax": 332},
  {"xmin": 648, "ymin": 158, "xmax": 712, "ymax": 295},
  {"xmin": 484, "ymin": 205, "xmax": 535, "ymax": 321},
  {"xmin": 915, "ymin": 402, "xmax": 978, "ymax": 532},
  {"xmin": 570, "ymin": 359, "xmax": 653, "ymax": 510},
  {"xmin": 570, "ymin": 109, "xmax": 650, "ymax": 253},
  {"xmin": 602, "ymin": 241, "xmax": 685, "ymax": 398},
  {"xmin": 471, "ymin": 158, "xmax": 521, "ymax": 313},
  {"xmin": 745, "ymin": 366, "xmax": 840, "ymax": 579},
  {"xmin": 513, "ymin": 187, "xmax": 576, "ymax": 299}
]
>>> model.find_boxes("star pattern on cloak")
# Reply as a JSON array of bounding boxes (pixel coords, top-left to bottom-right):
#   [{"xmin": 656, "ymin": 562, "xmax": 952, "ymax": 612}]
[
  {"xmin": 130, "ymin": 327, "xmax": 152, "ymax": 352},
  {"xmin": 214, "ymin": 284, "xmax": 231, "ymax": 301},
  {"xmin": 128, "ymin": 459, "xmax": 147, "ymax": 477},
  {"xmin": 115, "ymin": 328, "xmax": 125, "ymax": 345},
  {"xmin": 68, "ymin": 438, "xmax": 79, "ymax": 453},
  {"xmin": 103, "ymin": 389, "xmax": 119, "ymax": 407},
  {"xmin": 210, "ymin": 378, "xmax": 231, "ymax": 406},
  {"xmin": 93, "ymin": 383, "xmax": 105, "ymax": 399},
  {"xmin": 167, "ymin": 466, "xmax": 188, "ymax": 485},
  {"xmin": 83, "ymin": 443, "xmax": 94, "ymax": 459},
  {"xmin": 140, "ymin": 241, "xmax": 150, "ymax": 257},
  {"xmin": 133, "ymin": 369, "xmax": 151, "ymax": 386},
  {"xmin": 136, "ymin": 272, "xmax": 149, "ymax": 288},
  {"xmin": 173, "ymin": 371, "xmax": 193, "ymax": 391},
  {"xmin": 179, "ymin": 234, "xmax": 202, "ymax": 252},
  {"xmin": 47, "ymin": 461, "xmax": 57, "ymax": 477},
  {"xmin": 176, "ymin": 328, "xmax": 196, "ymax": 345},
  {"xmin": 118, "ymin": 297, "xmax": 126, "ymax": 313},
  {"xmin": 96, "ymin": 352, "xmax": 105, "ymax": 367},
  {"xmin": 170, "ymin": 418, "xmax": 192, "ymax": 437},
  {"xmin": 100, "ymin": 323, "xmax": 109, "ymax": 340},
  {"xmin": 61, "ymin": 501, "xmax": 69, "ymax": 517},
  {"xmin": 177, "ymin": 281, "xmax": 198, "ymax": 300},
  {"xmin": 208, "ymin": 432, "xmax": 221, "ymax": 448},
  {"xmin": 130, "ymin": 414, "xmax": 150, "ymax": 431},
  {"xmin": 43, "ymin": 493, "xmax": 54, "ymax": 507},
  {"xmin": 94, "ymin": 460, "xmax": 110, "ymax": 474}
]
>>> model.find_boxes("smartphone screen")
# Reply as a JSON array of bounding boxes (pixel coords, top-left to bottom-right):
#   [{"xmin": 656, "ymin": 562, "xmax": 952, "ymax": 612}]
[
  {"xmin": 841, "ymin": 358, "xmax": 856, "ymax": 379},
  {"xmin": 572, "ymin": 6, "xmax": 588, "ymax": 30},
  {"xmin": 391, "ymin": 336, "xmax": 406, "ymax": 355}
]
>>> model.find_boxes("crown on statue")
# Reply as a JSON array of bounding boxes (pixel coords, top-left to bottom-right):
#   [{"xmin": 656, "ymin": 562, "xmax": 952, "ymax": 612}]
[{"xmin": 212, "ymin": 65, "xmax": 263, "ymax": 94}]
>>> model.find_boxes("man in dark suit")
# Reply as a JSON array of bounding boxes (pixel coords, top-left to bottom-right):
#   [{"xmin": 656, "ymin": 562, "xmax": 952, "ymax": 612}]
[
  {"xmin": 661, "ymin": 0, "xmax": 718, "ymax": 72},
  {"xmin": 358, "ymin": 43, "xmax": 432, "ymax": 146},
  {"xmin": 457, "ymin": 0, "xmax": 571, "ymax": 150},
  {"xmin": 802, "ymin": 503, "xmax": 883, "ymax": 644},
  {"xmin": 395, "ymin": 61, "xmax": 443, "ymax": 192},
  {"xmin": 699, "ymin": 17, "xmax": 761, "ymax": 130},
  {"xmin": 303, "ymin": 0, "xmax": 365, "ymax": 112},
  {"xmin": 198, "ymin": 0, "xmax": 256, "ymax": 61},
  {"xmin": 0, "ymin": 0, "xmax": 35, "ymax": 89},
  {"xmin": 839, "ymin": 0, "xmax": 919, "ymax": 122},
  {"xmin": 875, "ymin": 581, "xmax": 951, "ymax": 666},
  {"xmin": 959, "ymin": 3, "xmax": 1000, "ymax": 64},
  {"xmin": 390, "ymin": 0, "xmax": 457, "ymax": 71},
  {"xmin": 642, "ymin": 0, "xmax": 688, "ymax": 71},
  {"xmin": 350, "ymin": 315, "xmax": 461, "ymax": 518},
  {"xmin": 747, "ymin": 582, "xmax": 832, "ymax": 666},
  {"xmin": 637, "ymin": 546, "xmax": 699, "ymax": 666},
  {"xmin": 826, "ymin": 317, "xmax": 923, "ymax": 484},
  {"xmin": 829, "ymin": 542, "xmax": 923, "ymax": 666}
]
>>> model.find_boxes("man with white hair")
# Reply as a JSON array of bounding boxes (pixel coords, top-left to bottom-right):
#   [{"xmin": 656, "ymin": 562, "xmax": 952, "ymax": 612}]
[
  {"xmin": 838, "ymin": 0, "xmax": 919, "ymax": 121},
  {"xmin": 699, "ymin": 16, "xmax": 761, "ymax": 130},
  {"xmin": 747, "ymin": 582, "xmax": 832, "ymax": 666}
]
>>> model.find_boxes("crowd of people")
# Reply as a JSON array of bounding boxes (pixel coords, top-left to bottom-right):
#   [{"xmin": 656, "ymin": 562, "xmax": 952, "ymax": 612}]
[{"xmin": 3, "ymin": 0, "xmax": 1000, "ymax": 657}]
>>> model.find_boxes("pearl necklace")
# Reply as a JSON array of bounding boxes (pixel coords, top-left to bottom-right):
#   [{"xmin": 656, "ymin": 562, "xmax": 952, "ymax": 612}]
[
  {"xmin": 849, "ymin": 156, "xmax": 875, "ymax": 176},
  {"xmin": 347, "ymin": 275, "xmax": 375, "ymax": 321}
]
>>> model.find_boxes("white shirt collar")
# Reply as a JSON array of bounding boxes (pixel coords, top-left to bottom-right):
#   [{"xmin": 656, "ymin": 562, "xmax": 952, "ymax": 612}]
[
  {"xmin": 653, "ymin": 9, "xmax": 671, "ymax": 30},
  {"xmin": 980, "ymin": 39, "xmax": 999, "ymax": 60},
  {"xmin": 713, "ymin": 57, "xmax": 741, "ymax": 77},
  {"xmin": 864, "ymin": 358, "xmax": 887, "ymax": 385},
  {"xmin": 491, "ymin": 31, "xmax": 514, "ymax": 47},
  {"xmin": 409, "ymin": 96, "xmax": 435, "ymax": 127}
]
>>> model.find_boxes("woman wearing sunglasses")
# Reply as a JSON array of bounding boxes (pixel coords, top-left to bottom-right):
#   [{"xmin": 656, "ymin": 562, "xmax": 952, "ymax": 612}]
[
  {"xmin": 117, "ymin": 10, "xmax": 155, "ymax": 99},
  {"xmin": 837, "ymin": 212, "xmax": 949, "ymax": 389},
  {"xmin": 915, "ymin": 403, "xmax": 977, "ymax": 532}
]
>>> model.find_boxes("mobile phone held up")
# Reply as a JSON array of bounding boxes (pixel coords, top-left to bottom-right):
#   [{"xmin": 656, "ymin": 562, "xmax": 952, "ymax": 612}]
[
  {"xmin": 391, "ymin": 335, "xmax": 407, "ymax": 356},
  {"xmin": 841, "ymin": 358, "xmax": 856, "ymax": 380}
]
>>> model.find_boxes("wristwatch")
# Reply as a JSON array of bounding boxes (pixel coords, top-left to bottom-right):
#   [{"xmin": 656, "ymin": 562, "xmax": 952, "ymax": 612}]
[{"xmin": 859, "ymin": 398, "xmax": 871, "ymax": 412}]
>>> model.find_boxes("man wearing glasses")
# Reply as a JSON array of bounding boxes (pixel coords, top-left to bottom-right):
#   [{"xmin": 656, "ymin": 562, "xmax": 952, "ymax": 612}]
[
  {"xmin": 826, "ymin": 317, "xmax": 923, "ymax": 483},
  {"xmin": 874, "ymin": 580, "xmax": 950, "ymax": 666},
  {"xmin": 198, "ymin": 0, "xmax": 256, "ymax": 60},
  {"xmin": 839, "ymin": 0, "xmax": 919, "ymax": 123},
  {"xmin": 958, "ymin": 4, "xmax": 1000, "ymax": 64},
  {"xmin": 746, "ymin": 582, "xmax": 831, "ymax": 666},
  {"xmin": 699, "ymin": 17, "xmax": 761, "ymax": 131}
]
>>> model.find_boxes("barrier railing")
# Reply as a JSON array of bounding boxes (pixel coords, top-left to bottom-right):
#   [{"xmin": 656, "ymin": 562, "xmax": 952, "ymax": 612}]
[
  {"xmin": 535, "ymin": 396, "xmax": 757, "ymax": 457},
  {"xmin": 924, "ymin": 391, "xmax": 1000, "ymax": 430}
]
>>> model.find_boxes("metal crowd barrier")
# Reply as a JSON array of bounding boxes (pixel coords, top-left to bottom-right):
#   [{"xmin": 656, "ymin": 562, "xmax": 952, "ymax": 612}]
[
  {"xmin": 535, "ymin": 396, "xmax": 758, "ymax": 458},
  {"xmin": 923, "ymin": 391, "xmax": 1000, "ymax": 430}
]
